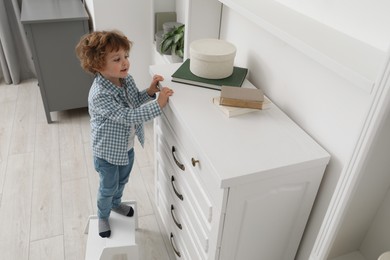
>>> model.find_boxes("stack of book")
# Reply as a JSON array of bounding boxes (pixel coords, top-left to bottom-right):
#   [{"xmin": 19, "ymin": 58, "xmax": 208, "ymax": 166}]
[
  {"xmin": 171, "ymin": 59, "xmax": 270, "ymax": 117},
  {"xmin": 213, "ymin": 86, "xmax": 270, "ymax": 117},
  {"xmin": 171, "ymin": 59, "xmax": 248, "ymax": 90}
]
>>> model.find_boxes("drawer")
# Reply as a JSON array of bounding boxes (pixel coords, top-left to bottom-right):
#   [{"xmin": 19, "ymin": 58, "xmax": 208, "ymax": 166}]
[
  {"xmin": 156, "ymin": 123, "xmax": 214, "ymax": 226},
  {"xmin": 157, "ymin": 151, "xmax": 210, "ymax": 255},
  {"xmin": 160, "ymin": 104, "xmax": 224, "ymax": 207},
  {"xmin": 156, "ymin": 167, "xmax": 205, "ymax": 259},
  {"xmin": 156, "ymin": 184, "xmax": 191, "ymax": 259},
  {"xmin": 157, "ymin": 135, "xmax": 212, "ymax": 227}
]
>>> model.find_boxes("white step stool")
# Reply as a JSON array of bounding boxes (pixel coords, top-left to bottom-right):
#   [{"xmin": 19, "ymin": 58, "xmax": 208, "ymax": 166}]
[{"xmin": 85, "ymin": 201, "xmax": 139, "ymax": 260}]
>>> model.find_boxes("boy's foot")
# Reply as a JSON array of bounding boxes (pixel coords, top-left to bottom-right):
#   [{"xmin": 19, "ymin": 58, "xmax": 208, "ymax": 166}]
[
  {"xmin": 112, "ymin": 203, "xmax": 134, "ymax": 217},
  {"xmin": 98, "ymin": 218, "xmax": 111, "ymax": 238}
]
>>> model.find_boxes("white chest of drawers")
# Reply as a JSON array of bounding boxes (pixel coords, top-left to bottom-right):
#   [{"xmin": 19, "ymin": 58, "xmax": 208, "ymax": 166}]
[{"xmin": 150, "ymin": 63, "xmax": 330, "ymax": 260}]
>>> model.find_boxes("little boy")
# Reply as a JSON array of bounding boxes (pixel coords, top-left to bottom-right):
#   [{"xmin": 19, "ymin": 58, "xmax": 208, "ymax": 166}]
[{"xmin": 76, "ymin": 30, "xmax": 173, "ymax": 237}]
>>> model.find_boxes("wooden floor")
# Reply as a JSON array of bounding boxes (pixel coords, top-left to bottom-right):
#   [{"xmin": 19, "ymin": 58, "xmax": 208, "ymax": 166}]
[{"xmin": 0, "ymin": 79, "xmax": 172, "ymax": 260}]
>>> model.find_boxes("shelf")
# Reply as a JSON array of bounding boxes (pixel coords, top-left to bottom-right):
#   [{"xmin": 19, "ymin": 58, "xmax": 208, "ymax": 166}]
[
  {"xmin": 152, "ymin": 42, "xmax": 182, "ymax": 65},
  {"xmin": 152, "ymin": 0, "xmax": 221, "ymax": 65},
  {"xmin": 219, "ymin": 0, "xmax": 387, "ymax": 93}
]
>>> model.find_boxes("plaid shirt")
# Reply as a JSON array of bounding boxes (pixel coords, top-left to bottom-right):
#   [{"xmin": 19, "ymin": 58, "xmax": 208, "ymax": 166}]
[{"xmin": 88, "ymin": 73, "xmax": 161, "ymax": 165}]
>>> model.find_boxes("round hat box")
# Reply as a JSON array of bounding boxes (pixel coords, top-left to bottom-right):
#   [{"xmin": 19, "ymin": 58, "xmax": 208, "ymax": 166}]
[{"xmin": 190, "ymin": 39, "xmax": 236, "ymax": 79}]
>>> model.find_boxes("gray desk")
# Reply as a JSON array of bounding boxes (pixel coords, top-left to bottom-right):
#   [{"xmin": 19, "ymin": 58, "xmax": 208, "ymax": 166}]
[{"xmin": 21, "ymin": 0, "xmax": 93, "ymax": 123}]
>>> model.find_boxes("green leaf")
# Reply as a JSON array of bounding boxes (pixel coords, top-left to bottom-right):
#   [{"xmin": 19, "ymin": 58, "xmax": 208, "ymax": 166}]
[
  {"xmin": 159, "ymin": 24, "xmax": 185, "ymax": 56},
  {"xmin": 161, "ymin": 38, "xmax": 173, "ymax": 52},
  {"xmin": 176, "ymin": 49, "xmax": 184, "ymax": 58},
  {"xmin": 173, "ymin": 33, "xmax": 183, "ymax": 44}
]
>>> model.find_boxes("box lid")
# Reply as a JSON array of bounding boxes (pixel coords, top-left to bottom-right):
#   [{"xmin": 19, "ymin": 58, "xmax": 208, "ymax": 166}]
[{"xmin": 190, "ymin": 39, "xmax": 236, "ymax": 62}]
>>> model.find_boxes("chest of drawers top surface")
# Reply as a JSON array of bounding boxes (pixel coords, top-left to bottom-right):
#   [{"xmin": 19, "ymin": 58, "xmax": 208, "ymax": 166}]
[{"xmin": 150, "ymin": 63, "xmax": 330, "ymax": 188}]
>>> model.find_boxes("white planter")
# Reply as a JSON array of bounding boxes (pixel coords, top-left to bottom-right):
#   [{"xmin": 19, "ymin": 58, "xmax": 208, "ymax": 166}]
[
  {"xmin": 190, "ymin": 38, "xmax": 236, "ymax": 79},
  {"xmin": 155, "ymin": 30, "xmax": 170, "ymax": 54},
  {"xmin": 162, "ymin": 22, "xmax": 183, "ymax": 34}
]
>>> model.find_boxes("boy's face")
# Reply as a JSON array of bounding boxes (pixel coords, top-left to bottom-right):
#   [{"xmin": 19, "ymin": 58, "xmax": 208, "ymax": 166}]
[{"xmin": 99, "ymin": 48, "xmax": 130, "ymax": 85}]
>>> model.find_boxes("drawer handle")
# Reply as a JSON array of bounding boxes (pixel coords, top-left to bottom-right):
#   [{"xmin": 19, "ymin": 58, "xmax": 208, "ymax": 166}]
[
  {"xmin": 171, "ymin": 205, "xmax": 183, "ymax": 230},
  {"xmin": 172, "ymin": 146, "xmax": 185, "ymax": 171},
  {"xmin": 191, "ymin": 158, "xmax": 200, "ymax": 167},
  {"xmin": 170, "ymin": 233, "xmax": 181, "ymax": 258},
  {"xmin": 171, "ymin": 176, "xmax": 184, "ymax": 201}
]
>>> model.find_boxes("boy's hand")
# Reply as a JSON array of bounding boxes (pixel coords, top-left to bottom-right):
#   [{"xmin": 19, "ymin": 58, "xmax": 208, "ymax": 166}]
[
  {"xmin": 157, "ymin": 87, "xmax": 174, "ymax": 108},
  {"xmin": 147, "ymin": 74, "xmax": 164, "ymax": 96}
]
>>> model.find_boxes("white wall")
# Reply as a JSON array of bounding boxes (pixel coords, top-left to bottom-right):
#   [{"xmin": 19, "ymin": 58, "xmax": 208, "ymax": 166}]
[
  {"xmin": 86, "ymin": 0, "xmax": 153, "ymax": 89},
  {"xmin": 329, "ymin": 103, "xmax": 390, "ymax": 259},
  {"xmin": 218, "ymin": 5, "xmax": 383, "ymax": 259},
  {"xmin": 272, "ymin": 0, "xmax": 390, "ymax": 52},
  {"xmin": 153, "ymin": 0, "xmax": 175, "ymax": 12},
  {"xmin": 361, "ymin": 188, "xmax": 390, "ymax": 259}
]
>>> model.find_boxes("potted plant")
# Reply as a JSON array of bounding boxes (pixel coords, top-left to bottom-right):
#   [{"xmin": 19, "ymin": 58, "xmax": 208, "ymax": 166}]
[{"xmin": 160, "ymin": 24, "xmax": 185, "ymax": 62}]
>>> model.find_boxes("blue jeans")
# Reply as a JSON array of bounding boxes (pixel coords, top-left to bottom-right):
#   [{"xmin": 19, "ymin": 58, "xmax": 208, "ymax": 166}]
[{"xmin": 93, "ymin": 149, "xmax": 135, "ymax": 219}]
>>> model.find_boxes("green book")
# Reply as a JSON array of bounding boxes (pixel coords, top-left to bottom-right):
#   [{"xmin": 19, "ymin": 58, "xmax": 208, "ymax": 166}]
[{"xmin": 171, "ymin": 59, "xmax": 248, "ymax": 90}]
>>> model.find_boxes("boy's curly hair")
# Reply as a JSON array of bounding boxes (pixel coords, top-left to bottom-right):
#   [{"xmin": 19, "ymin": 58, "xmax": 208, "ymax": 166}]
[{"xmin": 75, "ymin": 30, "xmax": 133, "ymax": 74}]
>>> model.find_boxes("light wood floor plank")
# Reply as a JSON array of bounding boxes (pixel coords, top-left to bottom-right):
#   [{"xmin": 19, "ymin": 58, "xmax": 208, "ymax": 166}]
[
  {"xmin": 8, "ymin": 82, "xmax": 37, "ymax": 155},
  {"xmin": 30, "ymin": 119, "xmax": 62, "ymax": 241},
  {"xmin": 0, "ymin": 153, "xmax": 34, "ymax": 260},
  {"xmin": 0, "ymin": 99, "xmax": 16, "ymax": 128},
  {"xmin": 30, "ymin": 147, "xmax": 63, "ymax": 241},
  {"xmin": 122, "ymin": 160, "xmax": 154, "ymax": 217},
  {"xmin": 84, "ymin": 142, "xmax": 98, "ymax": 215},
  {"xmin": 139, "ymin": 165, "xmax": 156, "ymax": 204},
  {"xmin": 35, "ymin": 118, "xmax": 60, "ymax": 152},
  {"xmin": 62, "ymin": 177, "xmax": 93, "ymax": 260},
  {"xmin": 0, "ymin": 160, "xmax": 5, "ymax": 202},
  {"xmin": 0, "ymin": 101, "xmax": 16, "ymax": 195},
  {"xmin": 29, "ymin": 235, "xmax": 65, "ymax": 260},
  {"xmin": 137, "ymin": 214, "xmax": 171, "ymax": 260},
  {"xmin": 0, "ymin": 83, "xmax": 18, "ymax": 103},
  {"xmin": 58, "ymin": 110, "xmax": 88, "ymax": 182}
]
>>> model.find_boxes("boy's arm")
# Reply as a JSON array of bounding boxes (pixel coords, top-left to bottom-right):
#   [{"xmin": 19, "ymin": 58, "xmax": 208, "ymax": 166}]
[{"xmin": 92, "ymin": 91, "xmax": 162, "ymax": 125}]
